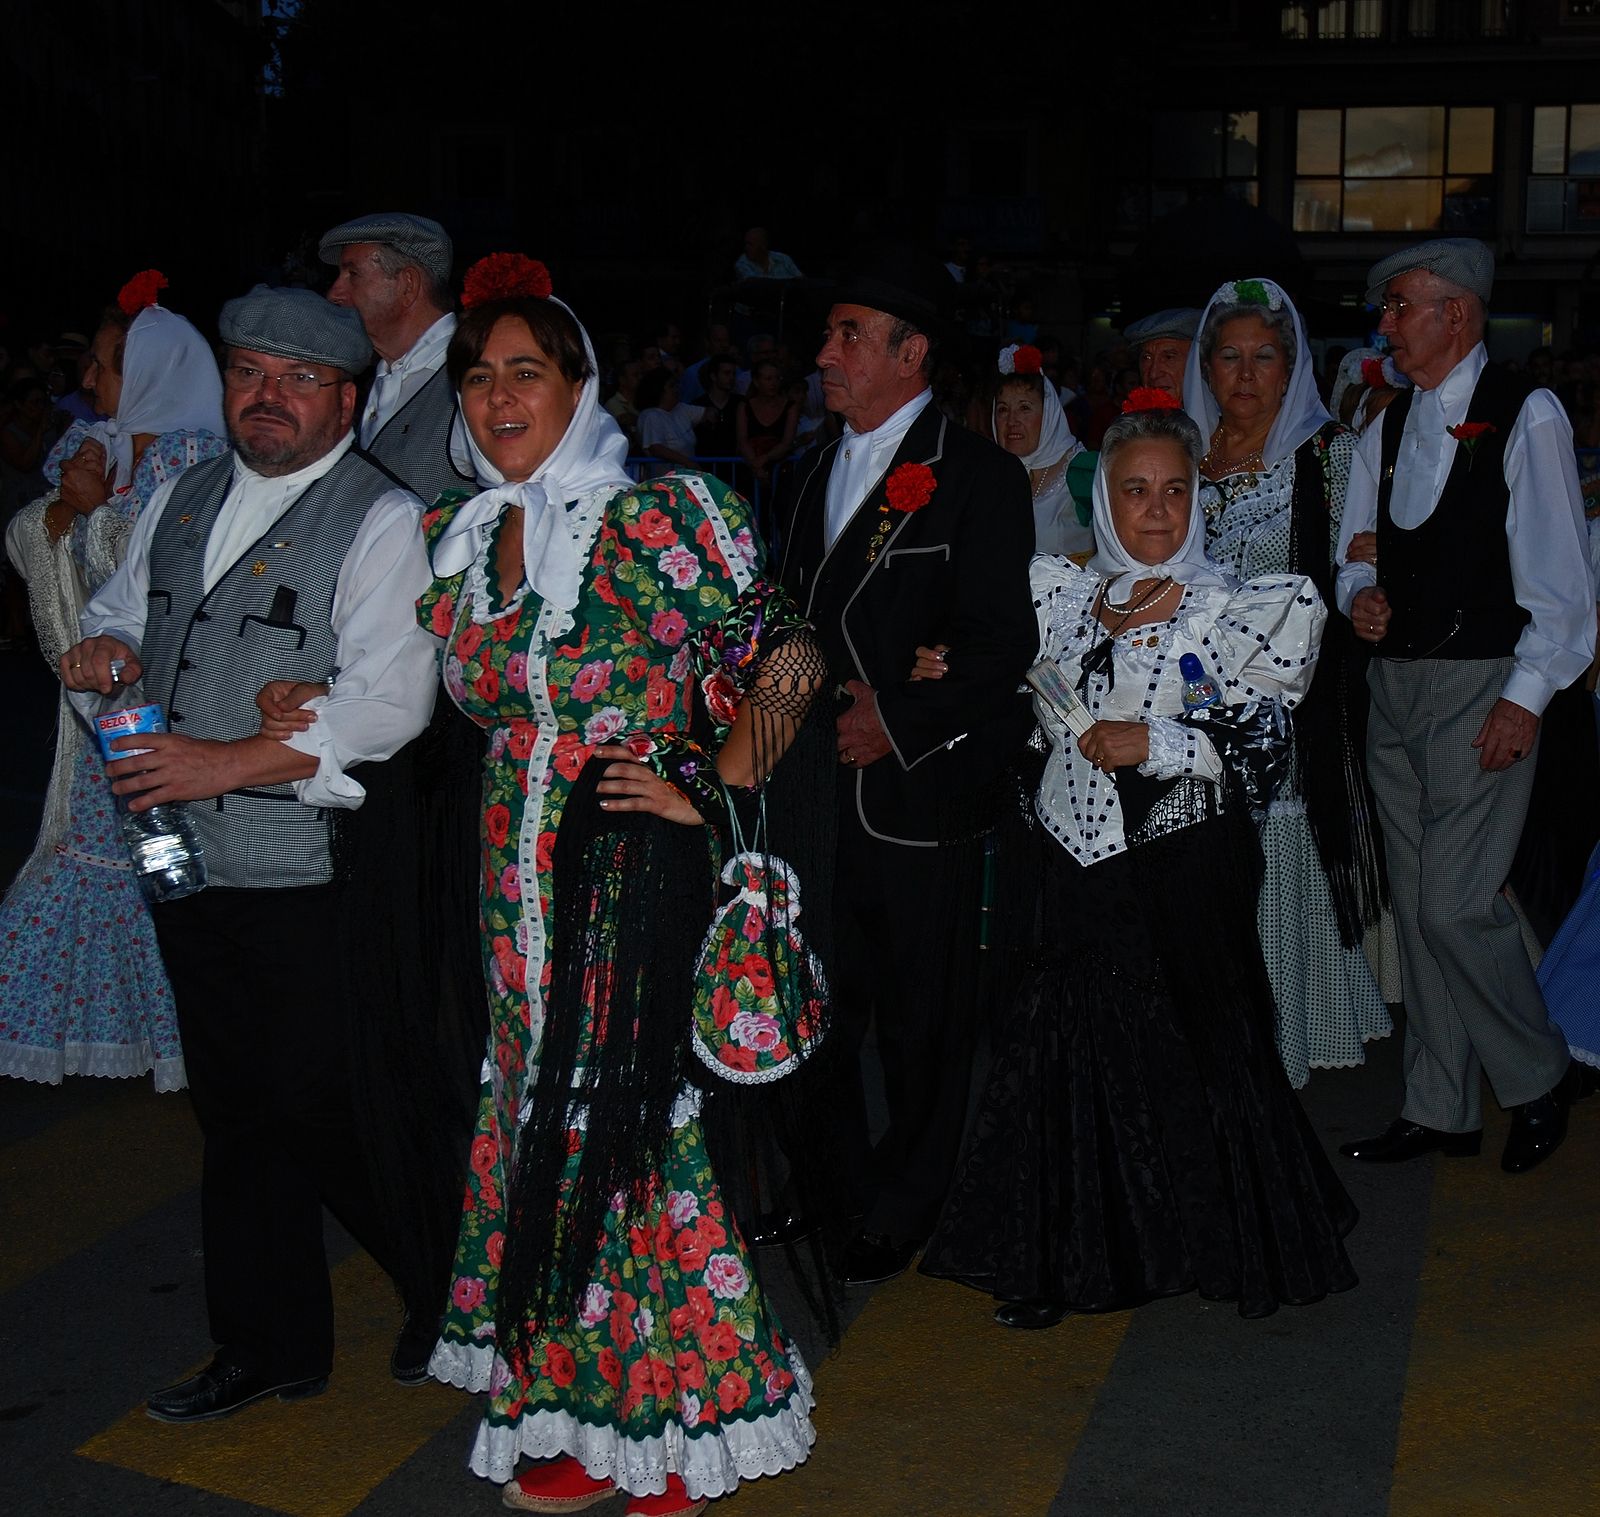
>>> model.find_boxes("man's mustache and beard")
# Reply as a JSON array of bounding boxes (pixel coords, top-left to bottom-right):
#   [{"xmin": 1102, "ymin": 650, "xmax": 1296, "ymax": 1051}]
[{"xmin": 230, "ymin": 398, "xmax": 345, "ymax": 476}]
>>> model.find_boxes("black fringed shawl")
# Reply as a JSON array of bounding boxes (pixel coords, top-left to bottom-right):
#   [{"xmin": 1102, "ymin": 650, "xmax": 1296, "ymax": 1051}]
[{"xmin": 1285, "ymin": 422, "xmax": 1390, "ymax": 948}]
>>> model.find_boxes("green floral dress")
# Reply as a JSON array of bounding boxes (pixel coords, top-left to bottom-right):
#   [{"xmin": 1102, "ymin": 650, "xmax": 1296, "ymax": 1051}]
[{"xmin": 418, "ymin": 471, "xmax": 815, "ymax": 1500}]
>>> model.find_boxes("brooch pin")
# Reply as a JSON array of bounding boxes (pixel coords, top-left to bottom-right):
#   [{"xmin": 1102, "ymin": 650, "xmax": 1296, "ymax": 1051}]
[
  {"xmin": 250, "ymin": 560, "xmax": 267, "ymax": 576},
  {"xmin": 177, "ymin": 514, "xmax": 193, "ymax": 524}
]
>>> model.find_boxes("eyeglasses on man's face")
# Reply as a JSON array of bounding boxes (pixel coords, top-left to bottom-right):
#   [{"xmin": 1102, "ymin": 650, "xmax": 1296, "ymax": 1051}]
[
  {"xmin": 1376, "ymin": 295, "xmax": 1445, "ymax": 320},
  {"xmin": 222, "ymin": 365, "xmax": 340, "ymax": 397}
]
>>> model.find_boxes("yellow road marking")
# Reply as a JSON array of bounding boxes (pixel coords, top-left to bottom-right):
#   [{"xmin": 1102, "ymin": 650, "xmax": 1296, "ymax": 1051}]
[
  {"xmin": 0, "ymin": 1086, "xmax": 201, "ymax": 1295},
  {"xmin": 78, "ymin": 1250, "xmax": 466, "ymax": 1517},
  {"xmin": 736, "ymin": 1267, "xmax": 1131, "ymax": 1516},
  {"xmin": 1388, "ymin": 1096, "xmax": 1600, "ymax": 1517}
]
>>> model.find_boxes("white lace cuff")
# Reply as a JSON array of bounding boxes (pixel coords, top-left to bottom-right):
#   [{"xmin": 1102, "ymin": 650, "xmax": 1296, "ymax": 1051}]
[{"xmin": 1138, "ymin": 715, "xmax": 1222, "ymax": 783}]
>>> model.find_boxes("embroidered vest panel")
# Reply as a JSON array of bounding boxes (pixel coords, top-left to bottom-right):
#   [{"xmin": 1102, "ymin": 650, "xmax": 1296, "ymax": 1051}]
[
  {"xmin": 367, "ymin": 367, "xmax": 473, "ymax": 505},
  {"xmin": 1376, "ymin": 366, "xmax": 1532, "ymax": 660},
  {"xmin": 142, "ymin": 450, "xmax": 392, "ymax": 887}
]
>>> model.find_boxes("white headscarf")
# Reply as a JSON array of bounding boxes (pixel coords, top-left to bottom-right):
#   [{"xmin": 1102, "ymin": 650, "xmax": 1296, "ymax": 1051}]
[
  {"xmin": 86, "ymin": 305, "xmax": 224, "ymax": 490},
  {"xmin": 1181, "ymin": 277, "xmax": 1331, "ymax": 470},
  {"xmin": 1086, "ymin": 419, "xmax": 1232, "ymax": 589},
  {"xmin": 430, "ymin": 297, "xmax": 633, "ymax": 614},
  {"xmin": 993, "ymin": 373, "xmax": 1080, "ymax": 472}
]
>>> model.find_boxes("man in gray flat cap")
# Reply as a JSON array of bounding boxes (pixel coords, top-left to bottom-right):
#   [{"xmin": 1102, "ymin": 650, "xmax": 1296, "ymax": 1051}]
[
  {"xmin": 320, "ymin": 210, "xmax": 471, "ymax": 502},
  {"xmin": 1124, "ymin": 306, "xmax": 1201, "ymax": 402},
  {"xmin": 1333, "ymin": 237, "xmax": 1593, "ymax": 1174},
  {"xmin": 61, "ymin": 286, "xmax": 442, "ymax": 1421}
]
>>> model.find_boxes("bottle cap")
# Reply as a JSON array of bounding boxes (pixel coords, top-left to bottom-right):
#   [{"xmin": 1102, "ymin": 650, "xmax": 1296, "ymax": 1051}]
[{"xmin": 1178, "ymin": 652, "xmax": 1204, "ymax": 680}]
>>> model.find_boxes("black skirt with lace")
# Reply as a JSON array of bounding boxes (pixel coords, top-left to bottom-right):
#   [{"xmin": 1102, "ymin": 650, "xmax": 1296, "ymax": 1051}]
[{"xmin": 922, "ymin": 807, "xmax": 1358, "ymax": 1319}]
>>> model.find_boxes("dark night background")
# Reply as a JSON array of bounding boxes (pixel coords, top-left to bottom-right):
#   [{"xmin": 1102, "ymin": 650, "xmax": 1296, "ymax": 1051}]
[{"xmin": 6, "ymin": 1, "xmax": 1600, "ymax": 360}]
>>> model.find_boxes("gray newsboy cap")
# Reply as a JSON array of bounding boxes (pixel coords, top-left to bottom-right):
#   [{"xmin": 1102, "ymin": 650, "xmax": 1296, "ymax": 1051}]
[
  {"xmin": 1124, "ymin": 307, "xmax": 1201, "ymax": 345},
  {"xmin": 318, "ymin": 211, "xmax": 453, "ymax": 285},
  {"xmin": 1365, "ymin": 238, "xmax": 1494, "ymax": 306},
  {"xmin": 219, "ymin": 285, "xmax": 373, "ymax": 373}
]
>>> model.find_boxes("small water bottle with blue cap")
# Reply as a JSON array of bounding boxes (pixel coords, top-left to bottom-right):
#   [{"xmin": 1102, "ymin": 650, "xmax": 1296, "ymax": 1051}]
[
  {"xmin": 1179, "ymin": 652, "xmax": 1221, "ymax": 713},
  {"xmin": 93, "ymin": 659, "xmax": 208, "ymax": 903}
]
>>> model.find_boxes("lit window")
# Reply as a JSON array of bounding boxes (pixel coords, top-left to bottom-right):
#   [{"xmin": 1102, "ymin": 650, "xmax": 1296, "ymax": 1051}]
[
  {"xmin": 1527, "ymin": 104, "xmax": 1600, "ymax": 232},
  {"xmin": 1291, "ymin": 106, "xmax": 1494, "ymax": 232}
]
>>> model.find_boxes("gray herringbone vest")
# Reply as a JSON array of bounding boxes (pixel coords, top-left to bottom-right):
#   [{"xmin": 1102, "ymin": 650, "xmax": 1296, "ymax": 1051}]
[
  {"xmin": 142, "ymin": 447, "xmax": 403, "ymax": 888},
  {"xmin": 367, "ymin": 367, "xmax": 474, "ymax": 505}
]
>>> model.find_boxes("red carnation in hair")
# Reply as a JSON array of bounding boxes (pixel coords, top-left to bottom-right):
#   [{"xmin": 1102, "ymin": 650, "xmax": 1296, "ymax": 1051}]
[
  {"xmin": 462, "ymin": 253, "xmax": 553, "ymax": 309},
  {"xmin": 117, "ymin": 269, "xmax": 169, "ymax": 316},
  {"xmin": 1122, "ymin": 387, "xmax": 1182, "ymax": 413},
  {"xmin": 1012, "ymin": 344, "xmax": 1043, "ymax": 375}
]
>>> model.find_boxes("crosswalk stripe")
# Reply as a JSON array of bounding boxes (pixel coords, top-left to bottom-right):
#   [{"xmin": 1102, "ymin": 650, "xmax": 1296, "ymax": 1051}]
[
  {"xmin": 77, "ymin": 1248, "xmax": 468, "ymax": 1517},
  {"xmin": 733, "ymin": 1266, "xmax": 1132, "ymax": 1515},
  {"xmin": 0, "ymin": 1085, "xmax": 201, "ymax": 1296},
  {"xmin": 1388, "ymin": 1096, "xmax": 1600, "ymax": 1516}
]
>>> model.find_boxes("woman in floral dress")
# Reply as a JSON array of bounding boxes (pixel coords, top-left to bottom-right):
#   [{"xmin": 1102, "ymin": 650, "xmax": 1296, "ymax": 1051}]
[
  {"xmin": 0, "ymin": 282, "xmax": 224, "ymax": 1087},
  {"xmin": 419, "ymin": 257, "xmax": 821, "ymax": 1517}
]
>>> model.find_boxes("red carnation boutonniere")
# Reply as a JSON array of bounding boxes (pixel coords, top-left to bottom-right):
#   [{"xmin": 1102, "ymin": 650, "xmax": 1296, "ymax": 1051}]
[
  {"xmin": 865, "ymin": 462, "xmax": 937, "ymax": 564},
  {"xmin": 885, "ymin": 461, "xmax": 937, "ymax": 513},
  {"xmin": 117, "ymin": 268, "xmax": 168, "ymax": 316},
  {"xmin": 1447, "ymin": 420, "xmax": 1497, "ymax": 470}
]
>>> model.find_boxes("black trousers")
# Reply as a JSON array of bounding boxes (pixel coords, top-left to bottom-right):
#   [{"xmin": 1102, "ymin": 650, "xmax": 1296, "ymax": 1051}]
[
  {"xmin": 154, "ymin": 884, "xmax": 400, "ymax": 1381},
  {"xmin": 832, "ymin": 814, "xmax": 984, "ymax": 1243}
]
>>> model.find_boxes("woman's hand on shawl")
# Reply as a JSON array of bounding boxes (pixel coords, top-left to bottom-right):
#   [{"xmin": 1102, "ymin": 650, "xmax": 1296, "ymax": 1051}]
[
  {"xmin": 58, "ymin": 440, "xmax": 113, "ymax": 515},
  {"xmin": 255, "ymin": 680, "xmax": 328, "ymax": 739},
  {"xmin": 1077, "ymin": 719, "xmax": 1150, "ymax": 772},
  {"xmin": 1345, "ymin": 530, "xmax": 1378, "ymax": 567},
  {"xmin": 909, "ymin": 643, "xmax": 949, "ymax": 681},
  {"xmin": 594, "ymin": 744, "xmax": 704, "ymax": 825}
]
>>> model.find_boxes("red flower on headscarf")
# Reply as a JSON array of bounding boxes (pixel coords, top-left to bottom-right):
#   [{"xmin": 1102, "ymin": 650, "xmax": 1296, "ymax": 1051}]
[
  {"xmin": 1122, "ymin": 387, "xmax": 1182, "ymax": 414},
  {"xmin": 462, "ymin": 253, "xmax": 553, "ymax": 309},
  {"xmin": 117, "ymin": 269, "xmax": 169, "ymax": 316},
  {"xmin": 1011, "ymin": 344, "xmax": 1043, "ymax": 375},
  {"xmin": 885, "ymin": 461, "xmax": 937, "ymax": 513},
  {"xmin": 1360, "ymin": 357, "xmax": 1387, "ymax": 389}
]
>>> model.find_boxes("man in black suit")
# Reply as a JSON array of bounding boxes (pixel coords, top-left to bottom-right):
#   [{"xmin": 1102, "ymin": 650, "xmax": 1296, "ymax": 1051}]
[{"xmin": 778, "ymin": 243, "xmax": 1037, "ymax": 1283}]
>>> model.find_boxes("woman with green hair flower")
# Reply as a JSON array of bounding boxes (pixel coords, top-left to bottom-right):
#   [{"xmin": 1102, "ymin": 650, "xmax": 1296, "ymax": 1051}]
[{"xmin": 1184, "ymin": 277, "xmax": 1394, "ymax": 1091}]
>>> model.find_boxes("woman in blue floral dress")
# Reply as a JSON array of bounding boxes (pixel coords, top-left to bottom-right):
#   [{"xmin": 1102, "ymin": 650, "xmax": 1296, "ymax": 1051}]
[
  {"xmin": 419, "ymin": 257, "xmax": 823, "ymax": 1517},
  {"xmin": 0, "ymin": 288, "xmax": 224, "ymax": 1087}
]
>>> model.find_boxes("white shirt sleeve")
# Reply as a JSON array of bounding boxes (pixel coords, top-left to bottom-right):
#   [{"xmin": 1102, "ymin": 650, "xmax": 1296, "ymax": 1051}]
[
  {"xmin": 1333, "ymin": 420, "xmax": 1381, "ymax": 617},
  {"xmin": 278, "ymin": 488, "xmax": 441, "ymax": 808},
  {"xmin": 1501, "ymin": 391, "xmax": 1597, "ymax": 715},
  {"xmin": 639, "ymin": 409, "xmax": 674, "ymax": 450}
]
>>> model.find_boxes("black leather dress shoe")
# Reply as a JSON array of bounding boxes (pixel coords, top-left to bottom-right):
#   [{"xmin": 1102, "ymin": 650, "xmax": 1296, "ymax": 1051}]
[
  {"xmin": 747, "ymin": 1205, "xmax": 818, "ymax": 1249},
  {"xmin": 839, "ymin": 1231, "xmax": 920, "ymax": 1287},
  {"xmin": 1338, "ymin": 1118, "xmax": 1482, "ymax": 1163},
  {"xmin": 1502, "ymin": 1080, "xmax": 1571, "ymax": 1174},
  {"xmin": 146, "ymin": 1353, "xmax": 327, "ymax": 1423},
  {"xmin": 993, "ymin": 1298, "xmax": 1071, "ymax": 1330},
  {"xmin": 390, "ymin": 1310, "xmax": 438, "ymax": 1386}
]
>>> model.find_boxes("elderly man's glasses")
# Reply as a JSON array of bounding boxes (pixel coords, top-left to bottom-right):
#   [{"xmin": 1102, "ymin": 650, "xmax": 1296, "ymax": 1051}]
[
  {"xmin": 223, "ymin": 365, "xmax": 340, "ymax": 397},
  {"xmin": 1376, "ymin": 296, "xmax": 1445, "ymax": 319}
]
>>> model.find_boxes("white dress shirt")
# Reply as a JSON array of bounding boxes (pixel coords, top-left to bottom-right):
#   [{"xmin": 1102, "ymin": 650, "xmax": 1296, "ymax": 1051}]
[
  {"xmin": 75, "ymin": 431, "xmax": 439, "ymax": 808},
  {"xmin": 1334, "ymin": 343, "xmax": 1595, "ymax": 716},
  {"xmin": 360, "ymin": 312, "xmax": 456, "ymax": 446},
  {"xmin": 824, "ymin": 387, "xmax": 933, "ymax": 549}
]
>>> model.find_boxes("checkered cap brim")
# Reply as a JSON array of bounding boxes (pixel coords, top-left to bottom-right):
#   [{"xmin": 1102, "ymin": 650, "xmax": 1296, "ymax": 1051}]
[
  {"xmin": 1124, "ymin": 308, "xmax": 1202, "ymax": 344},
  {"xmin": 1365, "ymin": 238, "xmax": 1494, "ymax": 306},
  {"xmin": 318, "ymin": 212, "xmax": 453, "ymax": 285},
  {"xmin": 219, "ymin": 285, "xmax": 373, "ymax": 373}
]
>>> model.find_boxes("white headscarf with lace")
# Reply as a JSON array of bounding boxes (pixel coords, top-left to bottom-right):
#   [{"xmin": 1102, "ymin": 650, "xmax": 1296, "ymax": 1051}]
[
  {"xmin": 429, "ymin": 296, "xmax": 632, "ymax": 614},
  {"xmin": 1181, "ymin": 277, "xmax": 1331, "ymax": 470}
]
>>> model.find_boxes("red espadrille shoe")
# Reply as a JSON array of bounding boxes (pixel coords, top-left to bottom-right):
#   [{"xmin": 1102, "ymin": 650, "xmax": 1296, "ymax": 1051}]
[
  {"xmin": 623, "ymin": 1474, "xmax": 706, "ymax": 1517},
  {"xmin": 501, "ymin": 1456, "xmax": 617, "ymax": 1512}
]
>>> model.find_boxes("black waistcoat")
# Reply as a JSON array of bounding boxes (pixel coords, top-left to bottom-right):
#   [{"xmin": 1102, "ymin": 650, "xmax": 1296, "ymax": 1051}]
[{"xmin": 1376, "ymin": 364, "xmax": 1532, "ymax": 660}]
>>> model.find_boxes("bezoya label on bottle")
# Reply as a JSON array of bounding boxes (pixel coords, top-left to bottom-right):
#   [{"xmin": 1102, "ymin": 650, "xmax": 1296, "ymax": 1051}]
[{"xmin": 94, "ymin": 704, "xmax": 167, "ymax": 763}]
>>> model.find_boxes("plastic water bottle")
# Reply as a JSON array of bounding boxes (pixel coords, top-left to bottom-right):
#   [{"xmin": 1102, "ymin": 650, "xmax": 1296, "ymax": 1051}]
[
  {"xmin": 93, "ymin": 660, "xmax": 208, "ymax": 903},
  {"xmin": 1179, "ymin": 652, "xmax": 1221, "ymax": 713}
]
